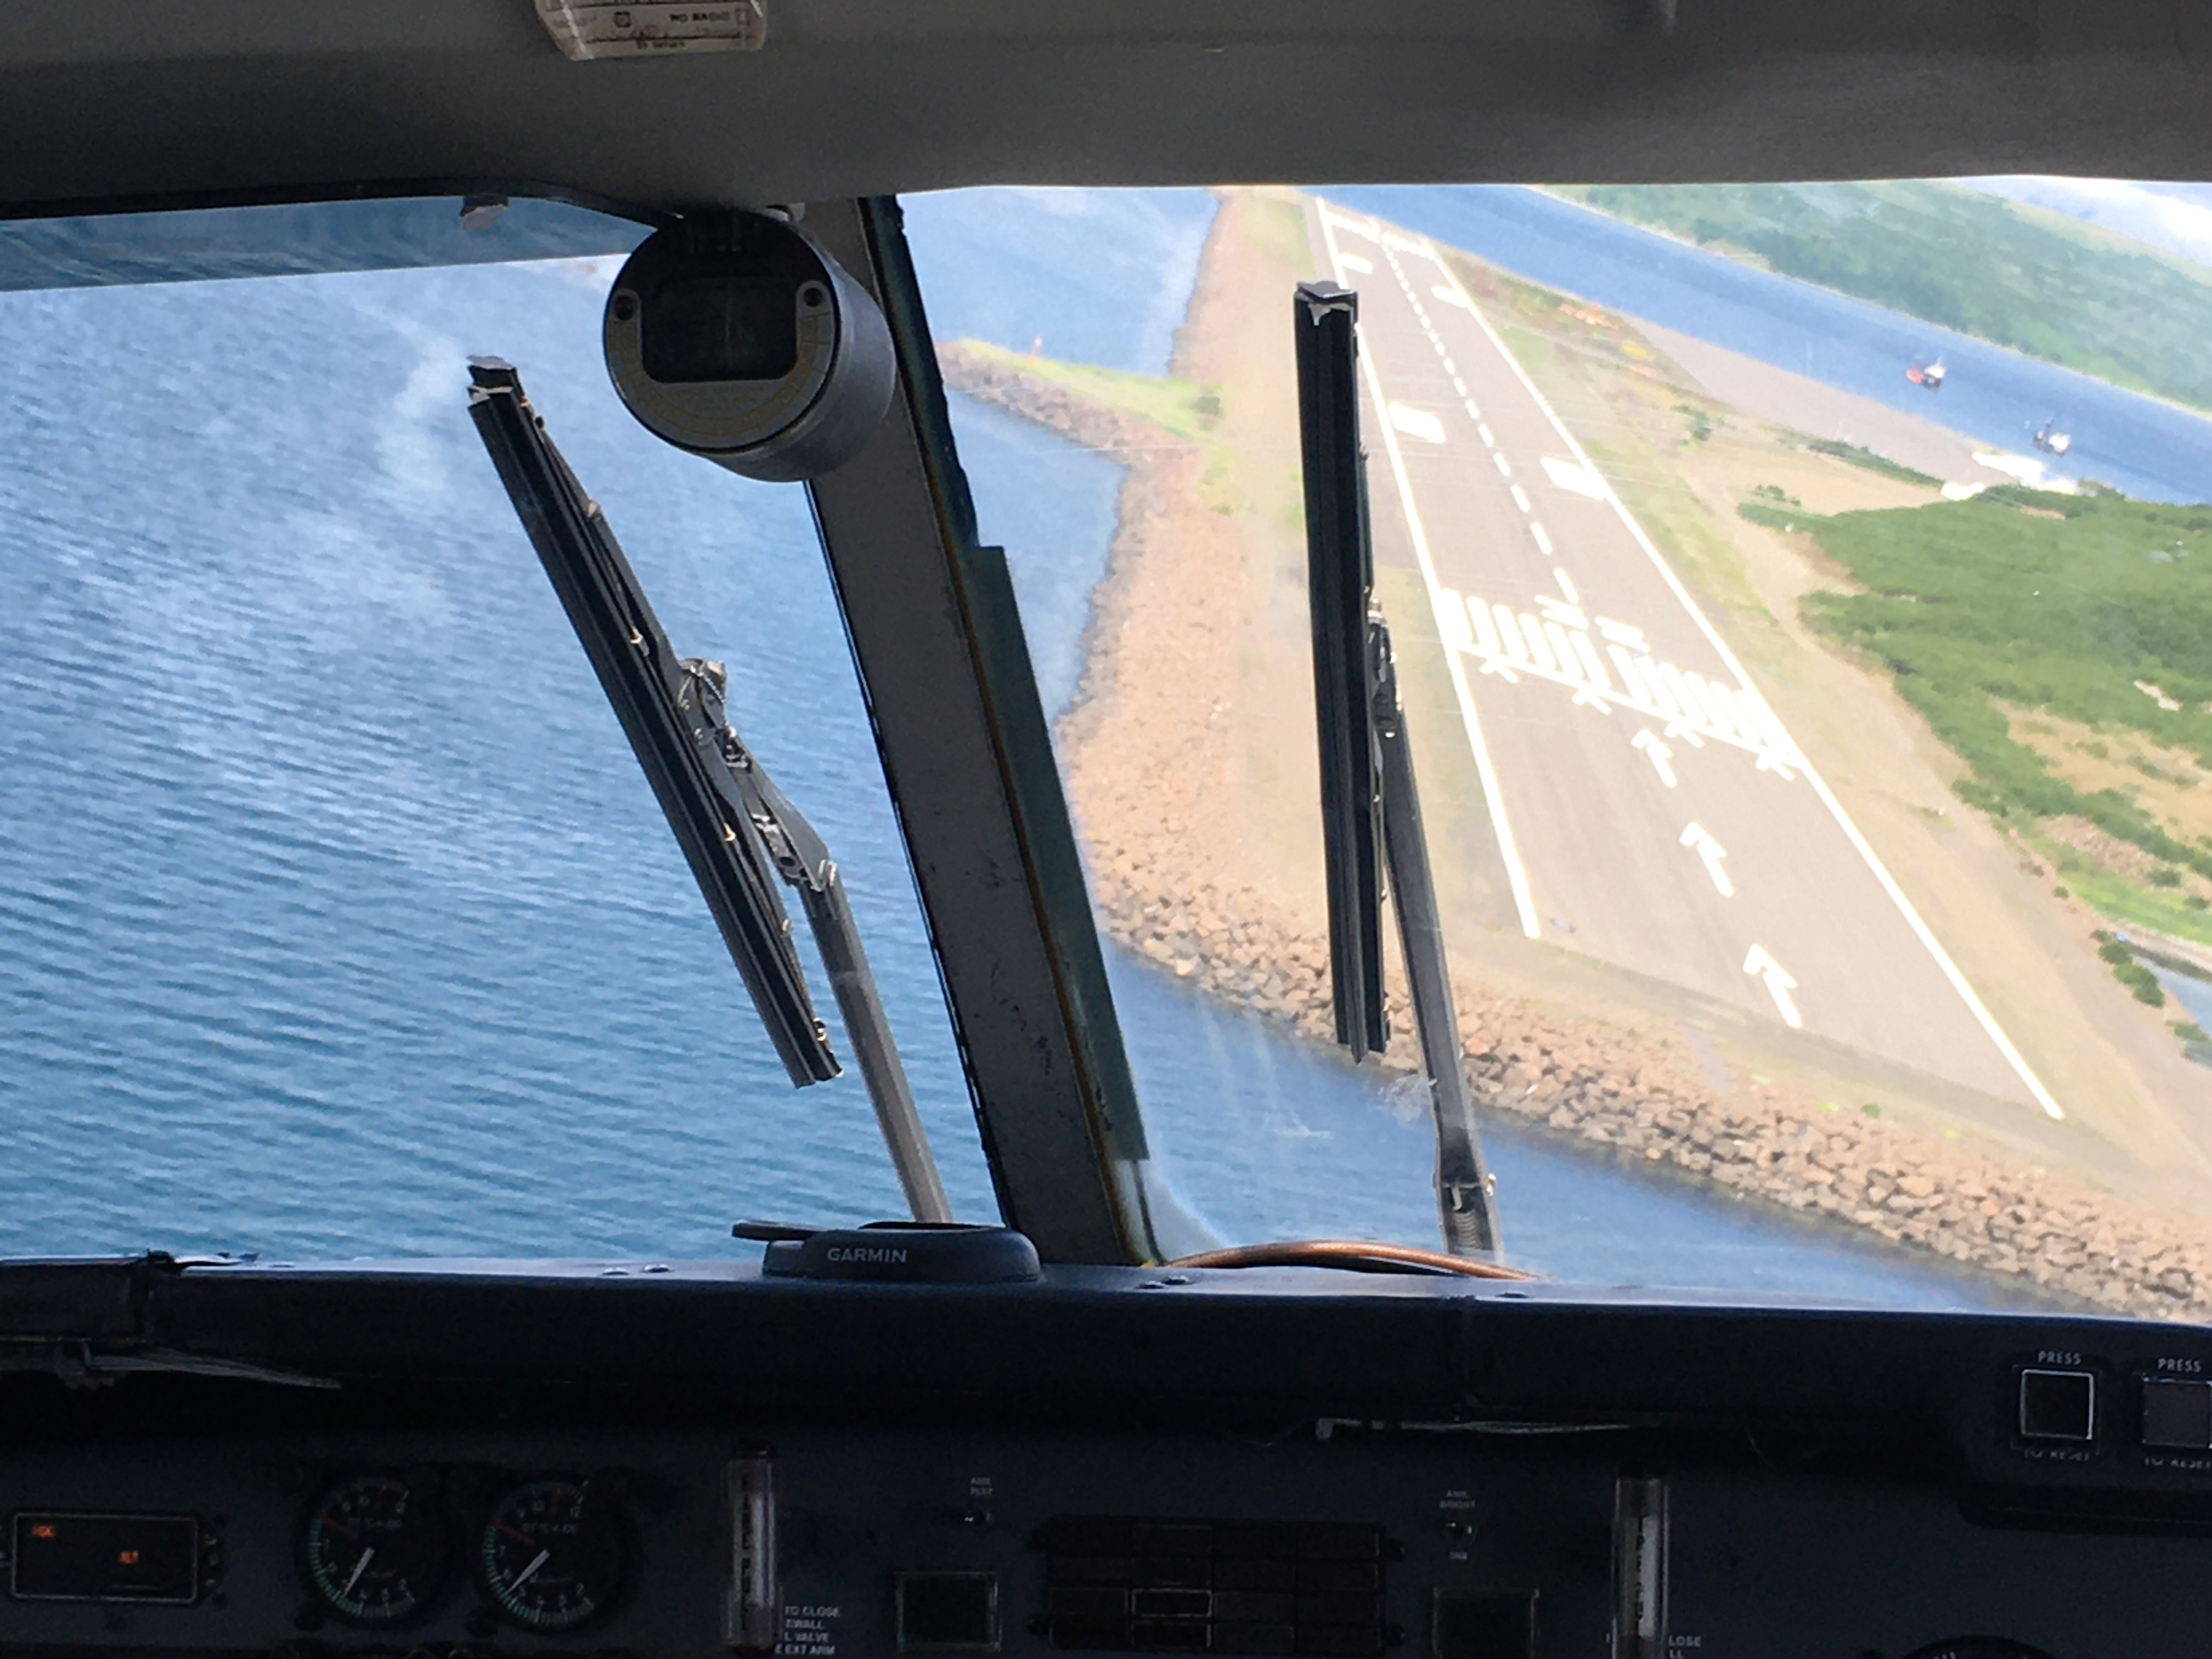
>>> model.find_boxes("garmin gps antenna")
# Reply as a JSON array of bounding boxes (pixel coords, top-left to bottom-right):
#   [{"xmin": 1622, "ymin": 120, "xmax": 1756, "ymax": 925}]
[{"xmin": 1294, "ymin": 280, "xmax": 1502, "ymax": 1259}]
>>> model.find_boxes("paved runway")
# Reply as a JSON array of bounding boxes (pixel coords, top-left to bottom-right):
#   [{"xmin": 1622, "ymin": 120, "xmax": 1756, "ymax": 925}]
[{"xmin": 1315, "ymin": 205, "xmax": 2061, "ymax": 1118}]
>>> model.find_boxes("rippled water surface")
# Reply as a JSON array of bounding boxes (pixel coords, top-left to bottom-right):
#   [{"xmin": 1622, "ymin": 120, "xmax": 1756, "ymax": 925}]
[{"xmin": 0, "ymin": 189, "xmax": 2057, "ymax": 1307}]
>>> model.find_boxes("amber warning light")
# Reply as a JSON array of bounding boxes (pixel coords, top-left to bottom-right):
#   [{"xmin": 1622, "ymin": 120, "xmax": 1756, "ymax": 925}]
[{"xmin": 9, "ymin": 1513, "xmax": 200, "ymax": 1604}]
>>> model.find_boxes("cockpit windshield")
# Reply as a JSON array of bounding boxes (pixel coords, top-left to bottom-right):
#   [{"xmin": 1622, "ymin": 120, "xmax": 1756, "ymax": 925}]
[
  {"xmin": 919, "ymin": 181, "xmax": 2212, "ymax": 1316},
  {"xmin": 4, "ymin": 180, "xmax": 2211, "ymax": 1321}
]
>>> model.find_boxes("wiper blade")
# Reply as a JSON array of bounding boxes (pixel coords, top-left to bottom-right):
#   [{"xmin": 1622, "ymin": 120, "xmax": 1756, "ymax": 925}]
[
  {"xmin": 0, "ymin": 1254, "xmax": 338, "ymax": 1390},
  {"xmin": 1294, "ymin": 282, "xmax": 1503, "ymax": 1260},
  {"xmin": 1297, "ymin": 285, "xmax": 1389, "ymax": 1057},
  {"xmin": 0, "ymin": 1338, "xmax": 340, "ymax": 1391},
  {"xmin": 467, "ymin": 358, "xmax": 835, "ymax": 1086},
  {"xmin": 467, "ymin": 360, "xmax": 950, "ymax": 1220}
]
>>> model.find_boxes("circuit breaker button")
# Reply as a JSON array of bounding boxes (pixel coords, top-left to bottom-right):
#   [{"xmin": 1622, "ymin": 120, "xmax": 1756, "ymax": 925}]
[
  {"xmin": 2142, "ymin": 1378, "xmax": 2212, "ymax": 1449},
  {"xmin": 2018, "ymin": 1367, "xmax": 2097, "ymax": 1442}
]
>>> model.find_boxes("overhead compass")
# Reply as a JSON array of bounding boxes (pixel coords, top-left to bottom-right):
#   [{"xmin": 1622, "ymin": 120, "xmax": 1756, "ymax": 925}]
[{"xmin": 301, "ymin": 1474, "xmax": 449, "ymax": 1626}]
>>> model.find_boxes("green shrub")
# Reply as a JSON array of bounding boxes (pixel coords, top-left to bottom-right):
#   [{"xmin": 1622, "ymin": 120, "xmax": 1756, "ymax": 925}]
[
  {"xmin": 1790, "ymin": 490, "xmax": 2212, "ymax": 883},
  {"xmin": 2120, "ymin": 962, "xmax": 2167, "ymax": 1005}
]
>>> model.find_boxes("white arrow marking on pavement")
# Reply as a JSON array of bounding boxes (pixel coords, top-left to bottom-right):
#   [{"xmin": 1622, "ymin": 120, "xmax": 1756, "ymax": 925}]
[
  {"xmin": 1541, "ymin": 455, "xmax": 1609, "ymax": 499},
  {"xmin": 1743, "ymin": 944, "xmax": 1803, "ymax": 1028},
  {"xmin": 1680, "ymin": 822, "xmax": 1734, "ymax": 896},
  {"xmin": 1389, "ymin": 403, "xmax": 1446, "ymax": 443},
  {"xmin": 1631, "ymin": 729, "xmax": 1677, "ymax": 788}
]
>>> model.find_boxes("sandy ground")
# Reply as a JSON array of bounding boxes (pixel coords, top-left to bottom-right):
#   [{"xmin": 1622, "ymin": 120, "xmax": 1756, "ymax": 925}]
[
  {"xmin": 943, "ymin": 187, "xmax": 2212, "ymax": 1317},
  {"xmin": 1637, "ymin": 320, "xmax": 2020, "ymax": 488}
]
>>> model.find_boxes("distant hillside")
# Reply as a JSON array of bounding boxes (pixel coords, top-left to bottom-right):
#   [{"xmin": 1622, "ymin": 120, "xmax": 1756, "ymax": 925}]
[{"xmin": 1553, "ymin": 180, "xmax": 2212, "ymax": 414}]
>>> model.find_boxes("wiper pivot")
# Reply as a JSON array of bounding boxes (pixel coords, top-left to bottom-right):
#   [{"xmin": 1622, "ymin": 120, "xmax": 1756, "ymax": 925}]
[{"xmin": 681, "ymin": 660, "xmax": 952, "ymax": 1223}]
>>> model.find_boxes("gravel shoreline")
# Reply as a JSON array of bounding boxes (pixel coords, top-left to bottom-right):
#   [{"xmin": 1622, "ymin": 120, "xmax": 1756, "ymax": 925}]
[{"xmin": 942, "ymin": 336, "xmax": 2212, "ymax": 1321}]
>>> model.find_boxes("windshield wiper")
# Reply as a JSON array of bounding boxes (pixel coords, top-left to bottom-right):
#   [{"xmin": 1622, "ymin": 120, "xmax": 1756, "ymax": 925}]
[
  {"xmin": 467, "ymin": 359, "xmax": 951, "ymax": 1223},
  {"xmin": 0, "ymin": 1254, "xmax": 340, "ymax": 1390},
  {"xmin": 678, "ymin": 657, "xmax": 952, "ymax": 1221},
  {"xmin": 1294, "ymin": 282, "xmax": 1503, "ymax": 1261}
]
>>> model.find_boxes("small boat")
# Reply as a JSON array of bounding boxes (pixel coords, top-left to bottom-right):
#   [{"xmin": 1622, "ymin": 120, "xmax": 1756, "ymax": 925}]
[
  {"xmin": 2034, "ymin": 417, "xmax": 2074, "ymax": 455},
  {"xmin": 1906, "ymin": 357, "xmax": 1948, "ymax": 391}
]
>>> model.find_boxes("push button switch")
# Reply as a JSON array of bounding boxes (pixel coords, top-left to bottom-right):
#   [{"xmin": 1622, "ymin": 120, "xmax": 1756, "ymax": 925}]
[
  {"xmin": 2018, "ymin": 1367, "xmax": 2097, "ymax": 1441},
  {"xmin": 2141, "ymin": 1378, "xmax": 2212, "ymax": 1449}
]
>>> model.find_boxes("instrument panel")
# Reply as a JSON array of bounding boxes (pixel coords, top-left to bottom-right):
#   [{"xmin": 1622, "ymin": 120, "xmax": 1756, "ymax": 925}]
[
  {"xmin": 4, "ymin": 1423, "xmax": 2211, "ymax": 1659},
  {"xmin": 7, "ymin": 1259, "xmax": 2212, "ymax": 1659}
]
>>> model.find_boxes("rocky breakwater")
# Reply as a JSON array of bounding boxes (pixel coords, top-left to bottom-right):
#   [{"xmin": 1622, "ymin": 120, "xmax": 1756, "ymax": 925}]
[{"xmin": 938, "ymin": 336, "xmax": 2212, "ymax": 1322}]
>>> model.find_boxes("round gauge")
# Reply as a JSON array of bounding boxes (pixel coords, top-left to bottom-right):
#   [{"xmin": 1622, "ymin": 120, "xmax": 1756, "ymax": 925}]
[
  {"xmin": 1901, "ymin": 1642, "xmax": 2058, "ymax": 1659},
  {"xmin": 302, "ymin": 1474, "xmax": 449, "ymax": 1626},
  {"xmin": 478, "ymin": 1479, "xmax": 628, "ymax": 1632}
]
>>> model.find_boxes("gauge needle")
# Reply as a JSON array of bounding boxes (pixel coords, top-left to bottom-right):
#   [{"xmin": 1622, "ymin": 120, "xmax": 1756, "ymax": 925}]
[
  {"xmin": 510, "ymin": 1548, "xmax": 552, "ymax": 1590},
  {"xmin": 340, "ymin": 1547, "xmax": 375, "ymax": 1600}
]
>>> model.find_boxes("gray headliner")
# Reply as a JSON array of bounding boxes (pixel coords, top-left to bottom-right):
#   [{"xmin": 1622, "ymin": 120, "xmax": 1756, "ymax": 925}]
[{"xmin": 9, "ymin": 1, "xmax": 2212, "ymax": 218}]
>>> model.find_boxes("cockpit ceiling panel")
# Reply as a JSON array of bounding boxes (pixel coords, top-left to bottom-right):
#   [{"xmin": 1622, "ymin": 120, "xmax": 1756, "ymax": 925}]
[{"xmin": 4, "ymin": 0, "xmax": 2212, "ymax": 217}]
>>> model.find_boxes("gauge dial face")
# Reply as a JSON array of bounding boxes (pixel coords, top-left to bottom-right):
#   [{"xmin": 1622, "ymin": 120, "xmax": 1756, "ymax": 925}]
[
  {"xmin": 302, "ymin": 1475, "xmax": 448, "ymax": 1626},
  {"xmin": 479, "ymin": 1480, "xmax": 627, "ymax": 1632}
]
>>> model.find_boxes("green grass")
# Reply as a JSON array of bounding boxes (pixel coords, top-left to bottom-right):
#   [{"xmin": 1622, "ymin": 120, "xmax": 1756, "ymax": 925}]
[
  {"xmin": 955, "ymin": 340, "xmax": 1224, "ymax": 445},
  {"xmin": 1551, "ymin": 179, "xmax": 2212, "ymax": 415},
  {"xmin": 1785, "ymin": 488, "xmax": 2212, "ymax": 885},
  {"xmin": 2056, "ymin": 866, "xmax": 2212, "ymax": 950},
  {"xmin": 1805, "ymin": 439, "xmax": 1940, "ymax": 490},
  {"xmin": 1250, "ymin": 193, "xmax": 1318, "ymax": 275},
  {"xmin": 953, "ymin": 339, "xmax": 1239, "ymax": 511}
]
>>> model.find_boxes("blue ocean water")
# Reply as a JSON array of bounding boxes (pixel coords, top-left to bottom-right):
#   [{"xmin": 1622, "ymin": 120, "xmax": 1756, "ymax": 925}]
[
  {"xmin": 0, "ymin": 252, "xmax": 993, "ymax": 1255},
  {"xmin": 1324, "ymin": 185, "xmax": 2212, "ymax": 505},
  {"xmin": 0, "ymin": 186, "xmax": 2056, "ymax": 1308}
]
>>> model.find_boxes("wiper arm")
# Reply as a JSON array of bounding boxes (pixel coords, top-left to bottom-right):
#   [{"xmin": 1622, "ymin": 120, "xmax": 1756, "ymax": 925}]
[
  {"xmin": 0, "ymin": 1254, "xmax": 339, "ymax": 1390},
  {"xmin": 1369, "ymin": 623, "xmax": 1499, "ymax": 1255},
  {"xmin": 1294, "ymin": 282, "xmax": 1503, "ymax": 1260},
  {"xmin": 467, "ymin": 359, "xmax": 950, "ymax": 1220},
  {"xmin": 678, "ymin": 659, "xmax": 952, "ymax": 1222}
]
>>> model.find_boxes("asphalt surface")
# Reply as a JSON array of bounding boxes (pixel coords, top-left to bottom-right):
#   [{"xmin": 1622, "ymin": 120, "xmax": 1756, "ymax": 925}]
[{"xmin": 1315, "ymin": 204, "xmax": 2059, "ymax": 1118}]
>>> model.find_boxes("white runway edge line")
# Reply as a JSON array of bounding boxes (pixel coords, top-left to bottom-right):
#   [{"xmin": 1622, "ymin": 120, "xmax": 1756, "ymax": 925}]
[
  {"xmin": 1397, "ymin": 217, "xmax": 2065, "ymax": 1121},
  {"xmin": 1318, "ymin": 207, "xmax": 1543, "ymax": 941}
]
